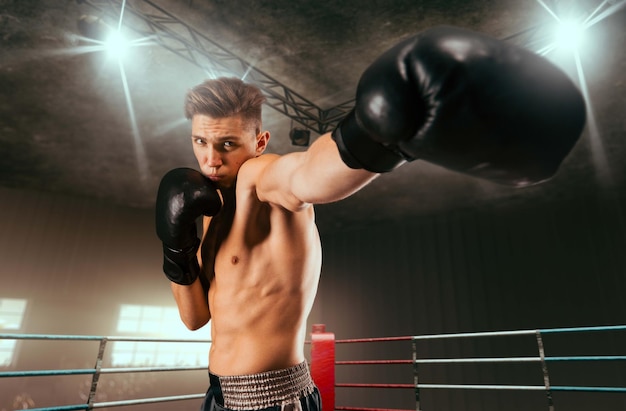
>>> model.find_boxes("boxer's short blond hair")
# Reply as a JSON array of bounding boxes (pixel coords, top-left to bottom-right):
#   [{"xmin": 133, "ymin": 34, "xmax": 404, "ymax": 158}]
[{"xmin": 184, "ymin": 77, "xmax": 266, "ymax": 134}]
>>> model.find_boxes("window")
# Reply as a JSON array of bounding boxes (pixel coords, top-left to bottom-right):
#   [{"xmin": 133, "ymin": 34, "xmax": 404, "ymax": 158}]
[
  {"xmin": 112, "ymin": 304, "xmax": 210, "ymax": 367},
  {"xmin": 0, "ymin": 298, "xmax": 28, "ymax": 367}
]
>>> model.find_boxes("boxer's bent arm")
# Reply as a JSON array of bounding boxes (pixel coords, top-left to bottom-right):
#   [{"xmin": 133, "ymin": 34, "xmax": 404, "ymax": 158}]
[
  {"xmin": 255, "ymin": 133, "xmax": 378, "ymax": 211},
  {"xmin": 168, "ymin": 216, "xmax": 211, "ymax": 331},
  {"xmin": 170, "ymin": 278, "xmax": 210, "ymax": 330}
]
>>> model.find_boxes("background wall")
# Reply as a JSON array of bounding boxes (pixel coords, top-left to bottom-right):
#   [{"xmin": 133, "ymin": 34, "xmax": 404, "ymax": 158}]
[
  {"xmin": 1, "ymin": 185, "xmax": 625, "ymax": 410},
  {"xmin": 313, "ymin": 190, "xmax": 626, "ymax": 410},
  {"xmin": 0, "ymin": 187, "xmax": 207, "ymax": 411}
]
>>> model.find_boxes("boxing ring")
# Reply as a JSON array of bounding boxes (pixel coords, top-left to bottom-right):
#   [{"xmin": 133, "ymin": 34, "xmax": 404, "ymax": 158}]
[
  {"xmin": 310, "ymin": 324, "xmax": 626, "ymax": 411},
  {"xmin": 1, "ymin": 324, "xmax": 625, "ymax": 410}
]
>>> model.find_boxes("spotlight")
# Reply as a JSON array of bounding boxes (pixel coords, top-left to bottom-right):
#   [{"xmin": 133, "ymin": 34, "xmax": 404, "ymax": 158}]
[
  {"xmin": 77, "ymin": 15, "xmax": 130, "ymax": 60},
  {"xmin": 555, "ymin": 19, "xmax": 586, "ymax": 51},
  {"xmin": 105, "ymin": 31, "xmax": 130, "ymax": 59},
  {"xmin": 289, "ymin": 128, "xmax": 310, "ymax": 147}
]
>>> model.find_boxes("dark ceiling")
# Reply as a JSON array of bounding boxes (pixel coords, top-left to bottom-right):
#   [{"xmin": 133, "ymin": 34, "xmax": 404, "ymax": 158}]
[{"xmin": 1, "ymin": 0, "xmax": 625, "ymax": 232}]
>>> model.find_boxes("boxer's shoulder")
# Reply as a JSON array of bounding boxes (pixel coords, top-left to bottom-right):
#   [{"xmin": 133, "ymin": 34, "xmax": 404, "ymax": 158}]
[{"xmin": 236, "ymin": 154, "xmax": 279, "ymax": 191}]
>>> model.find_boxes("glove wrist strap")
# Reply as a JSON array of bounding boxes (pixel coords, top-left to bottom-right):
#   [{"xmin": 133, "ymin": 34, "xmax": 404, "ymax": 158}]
[
  {"xmin": 332, "ymin": 110, "xmax": 406, "ymax": 173},
  {"xmin": 162, "ymin": 242, "xmax": 200, "ymax": 286}
]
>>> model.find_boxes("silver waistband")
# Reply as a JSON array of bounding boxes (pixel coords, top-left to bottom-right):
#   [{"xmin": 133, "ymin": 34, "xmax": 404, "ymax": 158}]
[{"xmin": 211, "ymin": 361, "xmax": 315, "ymax": 410}]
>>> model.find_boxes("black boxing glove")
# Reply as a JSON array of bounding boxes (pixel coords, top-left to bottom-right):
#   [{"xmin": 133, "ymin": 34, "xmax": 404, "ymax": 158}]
[
  {"xmin": 155, "ymin": 168, "xmax": 221, "ymax": 286},
  {"xmin": 332, "ymin": 25, "xmax": 586, "ymax": 186}
]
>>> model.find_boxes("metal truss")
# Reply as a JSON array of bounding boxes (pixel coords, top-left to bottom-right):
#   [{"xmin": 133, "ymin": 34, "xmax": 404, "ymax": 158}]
[
  {"xmin": 80, "ymin": 0, "xmax": 352, "ymax": 134},
  {"xmin": 82, "ymin": 0, "xmax": 605, "ymax": 133}
]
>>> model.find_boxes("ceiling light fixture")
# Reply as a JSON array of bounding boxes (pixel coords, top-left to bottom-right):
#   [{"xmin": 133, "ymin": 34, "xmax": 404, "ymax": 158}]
[{"xmin": 290, "ymin": 128, "xmax": 311, "ymax": 147}]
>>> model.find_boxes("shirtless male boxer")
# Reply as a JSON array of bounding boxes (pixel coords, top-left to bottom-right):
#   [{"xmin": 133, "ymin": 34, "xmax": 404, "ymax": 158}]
[{"xmin": 155, "ymin": 26, "xmax": 585, "ymax": 411}]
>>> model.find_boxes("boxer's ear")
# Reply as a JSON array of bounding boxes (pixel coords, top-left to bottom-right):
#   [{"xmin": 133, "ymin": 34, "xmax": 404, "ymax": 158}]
[{"xmin": 256, "ymin": 131, "xmax": 270, "ymax": 156}]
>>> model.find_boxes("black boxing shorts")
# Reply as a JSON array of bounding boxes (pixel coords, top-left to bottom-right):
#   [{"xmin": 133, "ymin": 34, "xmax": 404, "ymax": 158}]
[{"xmin": 200, "ymin": 361, "xmax": 321, "ymax": 411}]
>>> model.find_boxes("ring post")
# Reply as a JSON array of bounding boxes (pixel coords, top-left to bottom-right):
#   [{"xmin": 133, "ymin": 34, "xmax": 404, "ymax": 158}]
[{"xmin": 311, "ymin": 324, "xmax": 335, "ymax": 410}]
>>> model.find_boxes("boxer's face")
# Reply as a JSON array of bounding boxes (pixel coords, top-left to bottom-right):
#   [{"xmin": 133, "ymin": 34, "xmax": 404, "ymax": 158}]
[{"xmin": 191, "ymin": 114, "xmax": 269, "ymax": 189}]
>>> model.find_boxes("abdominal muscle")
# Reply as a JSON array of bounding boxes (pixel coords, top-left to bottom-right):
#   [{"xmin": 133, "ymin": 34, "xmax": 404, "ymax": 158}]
[
  {"xmin": 204, "ymin": 207, "xmax": 321, "ymax": 376},
  {"xmin": 207, "ymin": 286, "xmax": 310, "ymax": 375}
]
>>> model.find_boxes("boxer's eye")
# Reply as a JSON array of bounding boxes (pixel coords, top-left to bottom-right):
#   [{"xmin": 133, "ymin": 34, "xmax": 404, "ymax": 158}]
[{"xmin": 193, "ymin": 137, "xmax": 206, "ymax": 146}]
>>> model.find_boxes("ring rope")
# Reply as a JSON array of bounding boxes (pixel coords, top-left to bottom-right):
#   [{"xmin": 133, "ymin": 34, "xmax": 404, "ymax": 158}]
[
  {"xmin": 2, "ymin": 324, "xmax": 625, "ymax": 410},
  {"xmin": 334, "ymin": 355, "xmax": 626, "ymax": 366},
  {"xmin": 335, "ymin": 407, "xmax": 411, "ymax": 411},
  {"xmin": 337, "ymin": 383, "xmax": 626, "ymax": 392},
  {"xmin": 332, "ymin": 324, "xmax": 626, "ymax": 345},
  {"xmin": 4, "ymin": 355, "xmax": 623, "ymax": 379},
  {"xmin": 18, "ymin": 394, "xmax": 207, "ymax": 411}
]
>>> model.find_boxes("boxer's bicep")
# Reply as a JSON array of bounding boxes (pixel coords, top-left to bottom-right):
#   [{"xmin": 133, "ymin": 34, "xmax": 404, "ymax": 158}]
[
  {"xmin": 255, "ymin": 134, "xmax": 377, "ymax": 210},
  {"xmin": 253, "ymin": 153, "xmax": 310, "ymax": 212}
]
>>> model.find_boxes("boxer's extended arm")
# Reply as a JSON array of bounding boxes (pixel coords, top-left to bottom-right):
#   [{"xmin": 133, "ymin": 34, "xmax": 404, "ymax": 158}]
[
  {"xmin": 255, "ymin": 133, "xmax": 378, "ymax": 211},
  {"xmin": 257, "ymin": 26, "xmax": 586, "ymax": 210}
]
